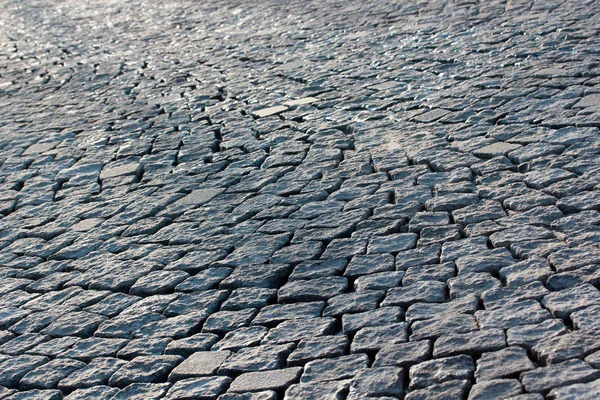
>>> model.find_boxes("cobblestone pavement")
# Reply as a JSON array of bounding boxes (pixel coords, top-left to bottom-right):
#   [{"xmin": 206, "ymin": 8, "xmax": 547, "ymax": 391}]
[{"xmin": 0, "ymin": 0, "xmax": 600, "ymax": 398}]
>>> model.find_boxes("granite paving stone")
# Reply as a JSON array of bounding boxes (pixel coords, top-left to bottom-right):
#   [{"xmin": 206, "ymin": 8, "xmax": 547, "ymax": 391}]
[
  {"xmin": 163, "ymin": 376, "xmax": 231, "ymax": 400},
  {"xmin": 405, "ymin": 380, "xmax": 471, "ymax": 400},
  {"xmin": 475, "ymin": 346, "xmax": 536, "ymax": 382},
  {"xmin": 107, "ymin": 355, "xmax": 183, "ymax": 388},
  {"xmin": 168, "ymin": 351, "xmax": 231, "ymax": 381},
  {"xmin": 468, "ymin": 379, "xmax": 523, "ymax": 400},
  {"xmin": 409, "ymin": 354, "xmax": 475, "ymax": 390},
  {"xmin": 547, "ymin": 379, "xmax": 600, "ymax": 400},
  {"xmin": 520, "ymin": 359, "xmax": 600, "ymax": 394},
  {"xmin": 18, "ymin": 358, "xmax": 86, "ymax": 390},
  {"xmin": 110, "ymin": 383, "xmax": 171, "ymax": 400},
  {"xmin": 57, "ymin": 357, "xmax": 127, "ymax": 391},
  {"xmin": 346, "ymin": 367, "xmax": 404, "ymax": 399},
  {"xmin": 301, "ymin": 354, "xmax": 369, "ymax": 383},
  {"xmin": 286, "ymin": 336, "xmax": 348, "ymax": 366},
  {"xmin": 228, "ymin": 368, "xmax": 301, "ymax": 393}
]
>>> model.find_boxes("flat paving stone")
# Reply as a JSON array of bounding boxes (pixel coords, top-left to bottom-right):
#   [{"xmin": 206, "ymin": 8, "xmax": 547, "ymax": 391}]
[
  {"xmin": 168, "ymin": 351, "xmax": 231, "ymax": 381},
  {"xmin": 228, "ymin": 368, "xmax": 301, "ymax": 392}
]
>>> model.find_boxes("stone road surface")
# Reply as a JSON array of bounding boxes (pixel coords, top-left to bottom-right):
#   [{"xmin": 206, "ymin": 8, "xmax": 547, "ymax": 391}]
[{"xmin": 0, "ymin": 0, "xmax": 600, "ymax": 399}]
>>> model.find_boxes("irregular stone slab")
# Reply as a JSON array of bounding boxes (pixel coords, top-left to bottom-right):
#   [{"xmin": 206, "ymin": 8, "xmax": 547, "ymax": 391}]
[
  {"xmin": 252, "ymin": 302, "xmax": 324, "ymax": 326},
  {"xmin": 408, "ymin": 212, "xmax": 450, "ymax": 233},
  {"xmin": 289, "ymin": 259, "xmax": 347, "ymax": 281},
  {"xmin": 108, "ymin": 355, "xmax": 183, "ymax": 388},
  {"xmin": 475, "ymin": 300, "xmax": 551, "ymax": 330},
  {"xmin": 556, "ymin": 191, "xmax": 600, "ymax": 213},
  {"xmin": 202, "ymin": 309, "xmax": 257, "ymax": 335},
  {"xmin": 354, "ymin": 271, "xmax": 405, "ymax": 291},
  {"xmin": 448, "ymin": 273, "xmax": 500, "ymax": 299},
  {"xmin": 395, "ymin": 245, "xmax": 441, "ymax": 271},
  {"xmin": 229, "ymin": 367, "xmax": 301, "ymax": 392},
  {"xmin": 284, "ymin": 380, "xmax": 350, "ymax": 400},
  {"xmin": 283, "ymin": 97, "xmax": 319, "ymax": 107},
  {"xmin": 164, "ymin": 376, "xmax": 231, "ymax": 400},
  {"xmin": 176, "ymin": 268, "xmax": 233, "ymax": 292},
  {"xmin": 287, "ymin": 335, "xmax": 348, "ymax": 366},
  {"xmin": 220, "ymin": 288, "xmax": 276, "ymax": 311},
  {"xmin": 251, "ymin": 106, "xmax": 288, "ymax": 118},
  {"xmin": 425, "ymin": 193, "xmax": 479, "ymax": 212},
  {"xmin": 475, "ymin": 346, "xmax": 535, "ymax": 381},
  {"xmin": 499, "ymin": 258, "xmax": 553, "ymax": 287},
  {"xmin": 468, "ymin": 379, "xmax": 523, "ymax": 400},
  {"xmin": 301, "ymin": 354, "xmax": 369, "ymax": 383},
  {"xmin": 452, "ymin": 201, "xmax": 506, "ymax": 226},
  {"xmin": 367, "ymin": 233, "xmax": 417, "ymax": 254},
  {"xmin": 220, "ymin": 264, "xmax": 291, "ymax": 289},
  {"xmin": 0, "ymin": 333, "xmax": 47, "ymax": 356},
  {"xmin": 174, "ymin": 188, "xmax": 225, "ymax": 207},
  {"xmin": 19, "ymin": 358, "xmax": 86, "ymax": 390},
  {"xmin": 455, "ymin": 248, "xmax": 514, "ymax": 275},
  {"xmin": 507, "ymin": 143, "xmax": 565, "ymax": 164},
  {"xmin": 323, "ymin": 291, "xmax": 383, "ymax": 317},
  {"xmin": 520, "ymin": 359, "xmax": 600, "ymax": 394},
  {"xmin": 270, "ymin": 241, "xmax": 324, "ymax": 265},
  {"xmin": 433, "ymin": 329, "xmax": 506, "ymax": 358},
  {"xmin": 63, "ymin": 386, "xmax": 119, "ymax": 400},
  {"xmin": 474, "ymin": 142, "xmax": 522, "ymax": 159},
  {"xmin": 57, "ymin": 337, "xmax": 128, "ymax": 362},
  {"xmin": 164, "ymin": 290, "xmax": 227, "ymax": 317},
  {"xmin": 382, "ymin": 280, "xmax": 446, "ymax": 307},
  {"xmin": 111, "ymin": 383, "xmax": 171, "ymax": 400},
  {"xmin": 168, "ymin": 351, "xmax": 231, "ymax": 381},
  {"xmin": 130, "ymin": 270, "xmax": 189, "ymax": 296},
  {"xmin": 211, "ymin": 327, "xmax": 268, "ymax": 352},
  {"xmin": 403, "ymin": 263, "xmax": 454, "ymax": 285},
  {"xmin": 405, "ymin": 295, "xmax": 478, "ymax": 323},
  {"xmin": 542, "ymin": 284, "xmax": 600, "ymax": 318},
  {"xmin": 405, "ymin": 380, "xmax": 471, "ymax": 400},
  {"xmin": 320, "ymin": 237, "xmax": 367, "ymax": 259},
  {"xmin": 100, "ymin": 162, "xmax": 141, "ymax": 180},
  {"xmin": 164, "ymin": 333, "xmax": 219, "ymax": 357},
  {"xmin": 506, "ymin": 319, "xmax": 567, "ymax": 350},
  {"xmin": 571, "ymin": 304, "xmax": 600, "ymax": 330},
  {"xmin": 373, "ymin": 340, "xmax": 431, "ymax": 369},
  {"xmin": 409, "ymin": 355, "xmax": 474, "ymax": 390},
  {"xmin": 547, "ymin": 248, "xmax": 600, "ymax": 273},
  {"xmin": 347, "ymin": 367, "xmax": 404, "ymax": 399},
  {"xmin": 22, "ymin": 142, "xmax": 59, "ymax": 156},
  {"xmin": 261, "ymin": 317, "xmax": 336, "ymax": 344},
  {"xmin": 40, "ymin": 311, "xmax": 106, "ymax": 338},
  {"xmin": 489, "ymin": 225, "xmax": 554, "ymax": 248},
  {"xmin": 0, "ymin": 355, "xmax": 49, "ymax": 388},
  {"xmin": 219, "ymin": 392, "xmax": 277, "ymax": 400},
  {"xmin": 573, "ymin": 93, "xmax": 600, "ymax": 108},
  {"xmin": 4, "ymin": 389, "xmax": 63, "ymax": 400},
  {"xmin": 481, "ymin": 281, "xmax": 549, "ymax": 309},
  {"xmin": 344, "ymin": 254, "xmax": 395, "ymax": 278},
  {"xmin": 351, "ymin": 322, "xmax": 408, "ymax": 352},
  {"xmin": 219, "ymin": 343, "xmax": 294, "ymax": 374},
  {"xmin": 532, "ymin": 330, "xmax": 600, "ymax": 365},
  {"xmin": 342, "ymin": 306, "xmax": 404, "ymax": 334},
  {"xmin": 546, "ymin": 265, "xmax": 600, "ymax": 291},
  {"xmin": 26, "ymin": 336, "xmax": 79, "ymax": 357},
  {"xmin": 58, "ymin": 357, "xmax": 127, "ymax": 391},
  {"xmin": 95, "ymin": 313, "xmax": 165, "ymax": 339},
  {"xmin": 411, "ymin": 313, "xmax": 478, "ymax": 341},
  {"xmin": 277, "ymin": 277, "xmax": 347, "ymax": 302},
  {"xmin": 547, "ymin": 379, "xmax": 600, "ymax": 400}
]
